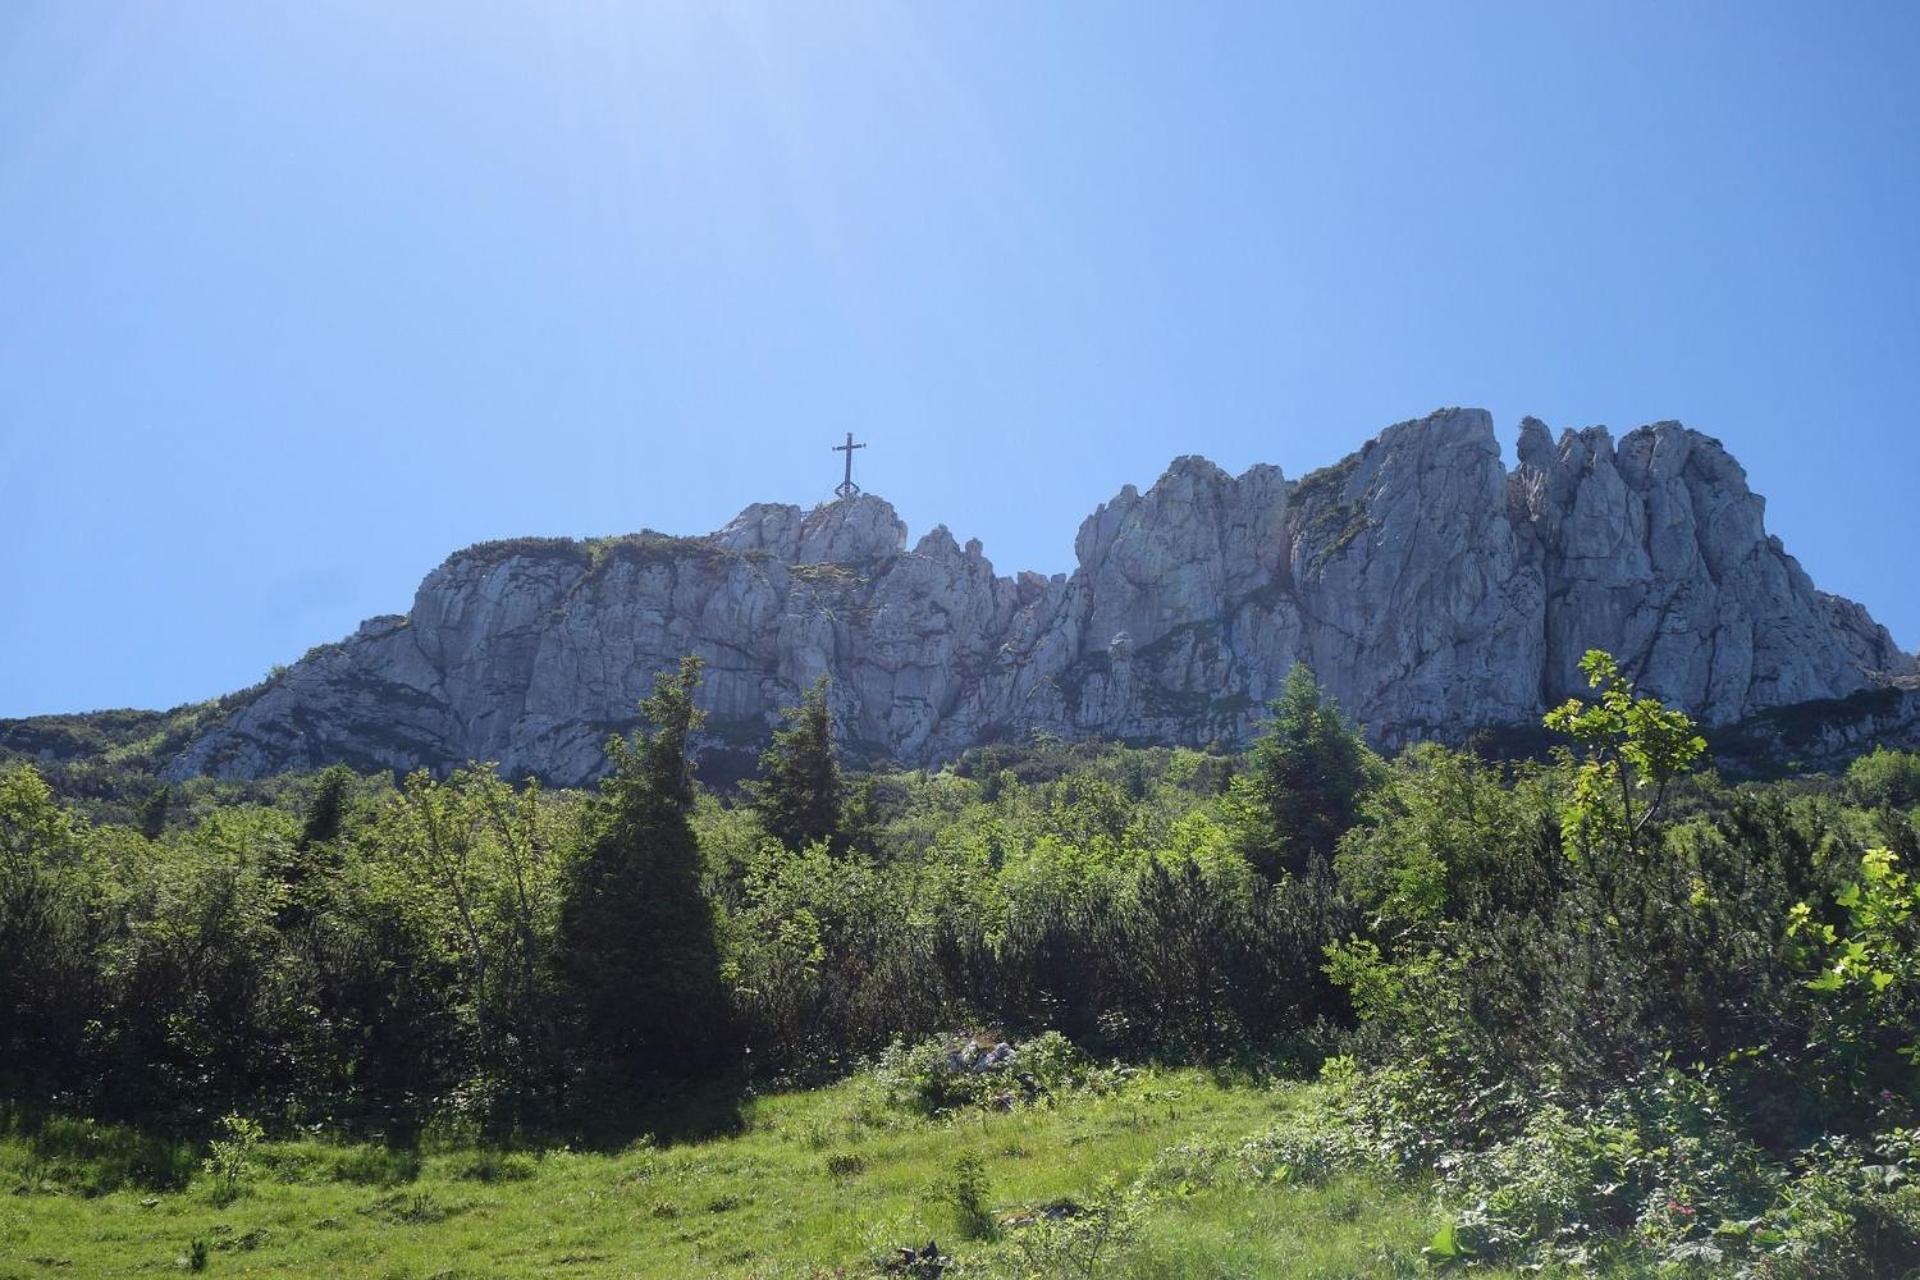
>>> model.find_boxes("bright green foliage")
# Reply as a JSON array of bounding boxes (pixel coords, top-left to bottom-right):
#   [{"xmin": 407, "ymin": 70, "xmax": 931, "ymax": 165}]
[
  {"xmin": 200, "ymin": 1112, "xmax": 262, "ymax": 1205},
  {"xmin": 1790, "ymin": 846, "xmax": 1920, "ymax": 1076},
  {"xmin": 0, "ymin": 764, "xmax": 99, "ymax": 1090},
  {"xmin": 748, "ymin": 676, "xmax": 846, "ymax": 853},
  {"xmin": 557, "ymin": 655, "xmax": 730, "ymax": 1075},
  {"xmin": 868, "ymin": 1028, "xmax": 1115, "ymax": 1115},
  {"xmin": 1007, "ymin": 1174, "xmax": 1144, "ymax": 1278},
  {"xmin": 944, "ymin": 1150, "xmax": 995, "ymax": 1239},
  {"xmin": 1845, "ymin": 746, "xmax": 1920, "ymax": 812},
  {"xmin": 0, "ymin": 762, "xmax": 76, "ymax": 868},
  {"xmin": 709, "ymin": 741, "xmax": 1327, "ymax": 1068},
  {"xmin": 0, "ymin": 1067, "xmax": 1459, "ymax": 1279},
  {"xmin": 721, "ymin": 839, "xmax": 902, "ymax": 1066},
  {"xmin": 1543, "ymin": 649, "xmax": 1707, "ymax": 857},
  {"xmin": 1319, "ymin": 664, "xmax": 1920, "ymax": 1271},
  {"xmin": 90, "ymin": 806, "xmax": 307, "ymax": 1117},
  {"xmin": 376, "ymin": 766, "xmax": 567, "ymax": 1115},
  {"xmin": 872, "ymin": 1035, "xmax": 976, "ymax": 1116},
  {"xmin": 4, "ymin": 733, "xmax": 1326, "ymax": 1123},
  {"xmin": 1333, "ymin": 744, "xmax": 1559, "ymax": 943},
  {"xmin": 1227, "ymin": 664, "xmax": 1382, "ymax": 879}
]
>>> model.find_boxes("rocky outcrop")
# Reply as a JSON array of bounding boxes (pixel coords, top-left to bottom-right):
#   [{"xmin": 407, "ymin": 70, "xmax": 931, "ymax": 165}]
[
  {"xmin": 1509, "ymin": 419, "xmax": 1908, "ymax": 715},
  {"xmin": 157, "ymin": 409, "xmax": 1912, "ymax": 784},
  {"xmin": 1714, "ymin": 684, "xmax": 1920, "ymax": 776}
]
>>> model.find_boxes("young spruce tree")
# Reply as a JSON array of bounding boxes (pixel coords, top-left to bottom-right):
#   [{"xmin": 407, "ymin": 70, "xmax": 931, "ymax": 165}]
[
  {"xmin": 749, "ymin": 676, "xmax": 846, "ymax": 853},
  {"xmin": 557, "ymin": 655, "xmax": 730, "ymax": 1074},
  {"xmin": 1227, "ymin": 663, "xmax": 1380, "ymax": 879},
  {"xmin": 298, "ymin": 764, "xmax": 355, "ymax": 850},
  {"xmin": 135, "ymin": 784, "xmax": 171, "ymax": 840}
]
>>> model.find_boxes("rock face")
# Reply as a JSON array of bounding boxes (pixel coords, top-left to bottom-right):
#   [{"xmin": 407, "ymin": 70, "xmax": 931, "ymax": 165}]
[{"xmin": 161, "ymin": 409, "xmax": 1912, "ymax": 784}]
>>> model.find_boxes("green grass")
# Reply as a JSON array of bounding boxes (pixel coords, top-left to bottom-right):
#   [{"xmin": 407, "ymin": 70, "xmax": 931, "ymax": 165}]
[
  {"xmin": 1124, "ymin": 1171, "xmax": 1446, "ymax": 1278},
  {"xmin": 0, "ymin": 1071, "xmax": 1528, "ymax": 1278}
]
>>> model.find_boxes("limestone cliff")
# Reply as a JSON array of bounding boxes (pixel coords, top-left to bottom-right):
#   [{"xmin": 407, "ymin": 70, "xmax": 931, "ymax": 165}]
[{"xmin": 156, "ymin": 409, "xmax": 1912, "ymax": 784}]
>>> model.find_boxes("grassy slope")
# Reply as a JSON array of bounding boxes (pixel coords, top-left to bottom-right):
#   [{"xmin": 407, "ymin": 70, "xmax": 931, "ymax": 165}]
[{"xmin": 0, "ymin": 1070, "xmax": 1500, "ymax": 1279}]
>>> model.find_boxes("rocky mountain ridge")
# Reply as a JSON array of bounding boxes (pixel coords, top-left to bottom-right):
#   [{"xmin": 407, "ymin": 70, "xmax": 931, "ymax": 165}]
[{"xmin": 34, "ymin": 408, "xmax": 1915, "ymax": 785}]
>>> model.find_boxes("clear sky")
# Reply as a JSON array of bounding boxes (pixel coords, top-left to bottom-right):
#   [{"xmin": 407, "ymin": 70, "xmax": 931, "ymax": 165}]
[{"xmin": 3, "ymin": 3, "xmax": 1916, "ymax": 717}]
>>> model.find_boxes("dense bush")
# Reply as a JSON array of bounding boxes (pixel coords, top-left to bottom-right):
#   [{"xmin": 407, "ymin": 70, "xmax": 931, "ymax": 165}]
[
  {"xmin": 0, "ymin": 667, "xmax": 1350, "ymax": 1128},
  {"xmin": 1320, "ymin": 652, "xmax": 1920, "ymax": 1272},
  {"xmin": 1847, "ymin": 746, "xmax": 1920, "ymax": 812}
]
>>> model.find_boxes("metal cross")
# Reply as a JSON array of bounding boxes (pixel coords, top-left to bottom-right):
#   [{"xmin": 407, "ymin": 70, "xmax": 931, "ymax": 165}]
[{"xmin": 832, "ymin": 432, "xmax": 866, "ymax": 499}]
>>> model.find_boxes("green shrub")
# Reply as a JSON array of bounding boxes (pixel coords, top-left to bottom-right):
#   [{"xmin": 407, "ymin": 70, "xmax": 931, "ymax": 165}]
[
  {"xmin": 1746, "ymin": 1130, "xmax": 1920, "ymax": 1276},
  {"xmin": 873, "ymin": 1032, "xmax": 1114, "ymax": 1117},
  {"xmin": 874, "ymin": 1037, "xmax": 989, "ymax": 1116},
  {"xmin": 201, "ymin": 1113, "xmax": 262, "ymax": 1206},
  {"xmin": 997, "ymin": 1175, "xmax": 1142, "ymax": 1279},
  {"xmin": 1014, "ymin": 1031, "xmax": 1086, "ymax": 1094},
  {"xmin": 1790, "ymin": 846, "xmax": 1920, "ymax": 1099},
  {"xmin": 823, "ymin": 1151, "xmax": 865, "ymax": 1180},
  {"xmin": 1846, "ymin": 747, "xmax": 1920, "ymax": 812},
  {"xmin": 942, "ymin": 1152, "xmax": 994, "ymax": 1241}
]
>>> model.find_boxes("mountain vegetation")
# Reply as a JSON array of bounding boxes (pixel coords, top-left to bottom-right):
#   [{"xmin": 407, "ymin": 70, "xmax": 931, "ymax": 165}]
[{"xmin": 4, "ymin": 654, "xmax": 1920, "ymax": 1275}]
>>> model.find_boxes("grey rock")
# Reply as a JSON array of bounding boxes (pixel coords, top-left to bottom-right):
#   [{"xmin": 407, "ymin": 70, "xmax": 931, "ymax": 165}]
[
  {"xmin": 1511, "ymin": 421, "xmax": 1907, "ymax": 716},
  {"xmin": 1715, "ymin": 683, "xmax": 1920, "ymax": 775},
  {"xmin": 160, "ymin": 410, "xmax": 1913, "ymax": 784}
]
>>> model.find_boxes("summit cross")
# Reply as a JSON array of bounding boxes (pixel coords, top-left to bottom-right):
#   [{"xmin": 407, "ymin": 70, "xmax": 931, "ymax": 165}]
[{"xmin": 832, "ymin": 432, "xmax": 867, "ymax": 499}]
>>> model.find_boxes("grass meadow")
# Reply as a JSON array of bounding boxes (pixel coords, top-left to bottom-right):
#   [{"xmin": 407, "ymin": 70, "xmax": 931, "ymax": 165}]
[{"xmin": 0, "ymin": 1067, "xmax": 1508, "ymax": 1279}]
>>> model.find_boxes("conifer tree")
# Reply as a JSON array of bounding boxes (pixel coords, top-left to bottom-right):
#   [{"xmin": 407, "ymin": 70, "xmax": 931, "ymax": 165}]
[
  {"xmin": 1227, "ymin": 664, "xmax": 1380, "ymax": 879},
  {"xmin": 299, "ymin": 764, "xmax": 354, "ymax": 850},
  {"xmin": 749, "ymin": 676, "xmax": 845, "ymax": 853},
  {"xmin": 135, "ymin": 785, "xmax": 171, "ymax": 840},
  {"xmin": 557, "ymin": 656, "xmax": 730, "ymax": 1073},
  {"xmin": 271, "ymin": 764, "xmax": 356, "ymax": 929}
]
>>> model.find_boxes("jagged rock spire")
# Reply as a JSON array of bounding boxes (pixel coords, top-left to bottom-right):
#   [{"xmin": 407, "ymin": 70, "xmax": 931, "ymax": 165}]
[{"xmin": 161, "ymin": 409, "xmax": 1911, "ymax": 784}]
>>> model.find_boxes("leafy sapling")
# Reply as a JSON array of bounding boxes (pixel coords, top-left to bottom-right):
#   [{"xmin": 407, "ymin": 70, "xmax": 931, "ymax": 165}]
[
  {"xmin": 202, "ymin": 1113, "xmax": 263, "ymax": 1206},
  {"xmin": 1544, "ymin": 649, "xmax": 1706, "ymax": 858}
]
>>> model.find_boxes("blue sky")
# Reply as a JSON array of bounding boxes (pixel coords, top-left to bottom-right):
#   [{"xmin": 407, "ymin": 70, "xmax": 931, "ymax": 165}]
[{"xmin": 3, "ymin": 3, "xmax": 1916, "ymax": 717}]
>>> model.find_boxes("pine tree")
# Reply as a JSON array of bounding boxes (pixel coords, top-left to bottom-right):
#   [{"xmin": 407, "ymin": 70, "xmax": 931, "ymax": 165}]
[
  {"xmin": 275, "ymin": 765, "xmax": 355, "ymax": 929},
  {"xmin": 557, "ymin": 656, "xmax": 730, "ymax": 1073},
  {"xmin": 299, "ymin": 765, "xmax": 354, "ymax": 850},
  {"xmin": 749, "ymin": 677, "xmax": 845, "ymax": 853},
  {"xmin": 135, "ymin": 785, "xmax": 171, "ymax": 840},
  {"xmin": 1227, "ymin": 664, "xmax": 1380, "ymax": 879}
]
